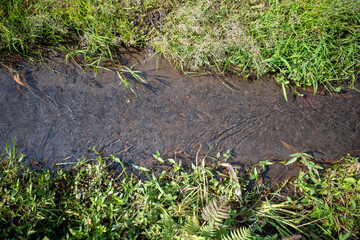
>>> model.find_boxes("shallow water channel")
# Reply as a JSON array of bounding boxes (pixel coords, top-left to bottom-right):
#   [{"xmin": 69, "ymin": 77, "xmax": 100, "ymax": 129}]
[{"xmin": 1, "ymin": 52, "xmax": 359, "ymax": 181}]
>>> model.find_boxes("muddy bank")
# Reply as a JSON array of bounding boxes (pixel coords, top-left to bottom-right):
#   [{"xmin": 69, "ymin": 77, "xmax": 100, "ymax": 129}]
[{"xmin": 0, "ymin": 52, "xmax": 359, "ymax": 175}]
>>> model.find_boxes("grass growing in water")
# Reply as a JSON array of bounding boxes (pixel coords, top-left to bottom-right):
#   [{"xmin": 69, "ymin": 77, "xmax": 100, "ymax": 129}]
[{"xmin": 0, "ymin": 140, "xmax": 359, "ymax": 239}]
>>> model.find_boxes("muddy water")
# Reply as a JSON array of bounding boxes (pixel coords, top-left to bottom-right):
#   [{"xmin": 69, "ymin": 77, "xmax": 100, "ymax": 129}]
[{"xmin": 0, "ymin": 53, "xmax": 359, "ymax": 177}]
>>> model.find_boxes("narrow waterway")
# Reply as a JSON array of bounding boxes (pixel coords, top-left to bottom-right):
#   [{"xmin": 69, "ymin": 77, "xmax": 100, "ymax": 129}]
[{"xmin": 1, "ymin": 52, "xmax": 359, "ymax": 179}]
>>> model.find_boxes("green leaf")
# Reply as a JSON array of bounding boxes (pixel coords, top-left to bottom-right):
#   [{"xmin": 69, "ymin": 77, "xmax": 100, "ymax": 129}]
[
  {"xmin": 110, "ymin": 154, "xmax": 121, "ymax": 163},
  {"xmin": 133, "ymin": 164, "xmax": 149, "ymax": 172},
  {"xmin": 221, "ymin": 227, "xmax": 252, "ymax": 240},
  {"xmin": 290, "ymin": 153, "xmax": 303, "ymax": 157},
  {"xmin": 286, "ymin": 157, "xmax": 298, "ymax": 165},
  {"xmin": 279, "ymin": 56, "xmax": 292, "ymax": 71},
  {"xmin": 69, "ymin": 228, "xmax": 76, "ymax": 236},
  {"xmin": 344, "ymin": 177, "xmax": 356, "ymax": 185},
  {"xmin": 139, "ymin": 167, "xmax": 149, "ymax": 172},
  {"xmin": 153, "ymin": 151, "xmax": 164, "ymax": 163},
  {"xmin": 168, "ymin": 158, "xmax": 176, "ymax": 165},
  {"xmin": 340, "ymin": 232, "xmax": 352, "ymax": 240},
  {"xmin": 302, "ymin": 153, "xmax": 313, "ymax": 158},
  {"xmin": 259, "ymin": 160, "xmax": 273, "ymax": 166},
  {"xmin": 282, "ymin": 83, "xmax": 288, "ymax": 102}
]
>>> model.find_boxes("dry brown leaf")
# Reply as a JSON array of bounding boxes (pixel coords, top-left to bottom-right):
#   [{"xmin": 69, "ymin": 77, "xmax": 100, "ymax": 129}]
[
  {"xmin": 347, "ymin": 162, "xmax": 360, "ymax": 174},
  {"xmin": 218, "ymin": 163, "xmax": 242, "ymax": 199},
  {"xmin": 302, "ymin": 86, "xmax": 352, "ymax": 98},
  {"xmin": 12, "ymin": 73, "xmax": 25, "ymax": 86},
  {"xmin": 332, "ymin": 93, "xmax": 353, "ymax": 98},
  {"xmin": 282, "ymin": 235, "xmax": 303, "ymax": 240},
  {"xmin": 280, "ymin": 140, "xmax": 299, "ymax": 153},
  {"xmin": 10, "ymin": 71, "xmax": 34, "ymax": 91}
]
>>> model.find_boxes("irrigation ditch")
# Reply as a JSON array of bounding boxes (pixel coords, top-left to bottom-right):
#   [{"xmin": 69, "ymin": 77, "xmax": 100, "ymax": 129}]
[
  {"xmin": 1, "ymin": 0, "xmax": 360, "ymax": 238},
  {"xmin": 1, "ymin": 49, "xmax": 360, "ymax": 239},
  {"xmin": 1, "ymin": 50, "xmax": 359, "ymax": 182}
]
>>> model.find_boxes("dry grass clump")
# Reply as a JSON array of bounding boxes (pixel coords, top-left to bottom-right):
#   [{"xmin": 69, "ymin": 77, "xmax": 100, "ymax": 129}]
[{"xmin": 151, "ymin": 0, "xmax": 264, "ymax": 73}]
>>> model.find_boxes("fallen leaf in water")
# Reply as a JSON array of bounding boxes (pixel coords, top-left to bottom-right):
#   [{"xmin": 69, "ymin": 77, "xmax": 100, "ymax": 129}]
[
  {"xmin": 12, "ymin": 73, "xmax": 25, "ymax": 86},
  {"xmin": 305, "ymin": 86, "xmax": 326, "ymax": 95},
  {"xmin": 332, "ymin": 92, "xmax": 353, "ymax": 98},
  {"xmin": 8, "ymin": 64, "xmax": 28, "ymax": 87},
  {"xmin": 298, "ymin": 95, "xmax": 323, "ymax": 109},
  {"xmin": 280, "ymin": 140, "xmax": 299, "ymax": 153},
  {"xmin": 304, "ymin": 86, "xmax": 353, "ymax": 98},
  {"xmin": 12, "ymin": 72, "xmax": 35, "ymax": 91}
]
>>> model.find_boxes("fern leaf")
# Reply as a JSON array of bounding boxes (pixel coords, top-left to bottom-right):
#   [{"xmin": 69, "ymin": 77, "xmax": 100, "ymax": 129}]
[
  {"xmin": 176, "ymin": 232, "xmax": 206, "ymax": 240},
  {"xmin": 200, "ymin": 222, "xmax": 216, "ymax": 238},
  {"xmin": 183, "ymin": 213, "xmax": 201, "ymax": 235},
  {"xmin": 221, "ymin": 227, "xmax": 252, "ymax": 240},
  {"xmin": 202, "ymin": 197, "xmax": 231, "ymax": 226}
]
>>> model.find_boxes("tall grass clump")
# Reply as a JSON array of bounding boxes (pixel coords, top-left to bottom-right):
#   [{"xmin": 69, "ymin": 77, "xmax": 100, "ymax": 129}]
[
  {"xmin": 0, "ymin": 0, "xmax": 172, "ymax": 53},
  {"xmin": 151, "ymin": 0, "xmax": 360, "ymax": 96},
  {"xmin": 253, "ymin": 0, "xmax": 360, "ymax": 96},
  {"xmin": 284, "ymin": 153, "xmax": 360, "ymax": 239}
]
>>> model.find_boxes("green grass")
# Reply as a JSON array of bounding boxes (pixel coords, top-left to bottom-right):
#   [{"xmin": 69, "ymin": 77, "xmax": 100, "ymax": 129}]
[
  {"xmin": 252, "ymin": 0, "xmax": 360, "ymax": 97},
  {"xmin": 285, "ymin": 153, "xmax": 360, "ymax": 239},
  {"xmin": 0, "ymin": 0, "xmax": 164, "ymax": 52},
  {"xmin": 1, "ymin": 0, "xmax": 359, "ymax": 97},
  {"xmin": 1, "ymin": 140, "xmax": 359, "ymax": 239},
  {"xmin": 151, "ymin": 0, "xmax": 360, "ymax": 98},
  {"xmin": 0, "ymin": 0, "xmax": 169, "ymax": 91}
]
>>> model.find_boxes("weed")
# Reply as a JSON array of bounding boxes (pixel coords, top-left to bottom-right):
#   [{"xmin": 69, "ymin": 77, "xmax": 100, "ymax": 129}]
[
  {"xmin": 285, "ymin": 154, "xmax": 360, "ymax": 239},
  {"xmin": 0, "ymin": 140, "xmax": 359, "ymax": 239}
]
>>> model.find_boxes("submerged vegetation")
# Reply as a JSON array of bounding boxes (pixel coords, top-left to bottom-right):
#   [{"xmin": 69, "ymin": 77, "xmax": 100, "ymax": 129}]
[
  {"xmin": 1, "ymin": 141, "xmax": 359, "ymax": 239},
  {"xmin": 1, "ymin": 0, "xmax": 359, "ymax": 96}
]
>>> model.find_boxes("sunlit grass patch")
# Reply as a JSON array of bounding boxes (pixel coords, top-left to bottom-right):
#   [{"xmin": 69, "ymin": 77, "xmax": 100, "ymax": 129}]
[
  {"xmin": 253, "ymin": 0, "xmax": 360, "ymax": 97},
  {"xmin": 0, "ymin": 0, "xmax": 164, "ymax": 52},
  {"xmin": 0, "ymin": 0, "xmax": 166, "ymax": 90},
  {"xmin": 285, "ymin": 153, "xmax": 360, "ymax": 239},
  {"xmin": 1, "ymin": 139, "xmax": 359, "ymax": 239},
  {"xmin": 1, "ymin": 0, "xmax": 358, "ymax": 96},
  {"xmin": 151, "ymin": 0, "xmax": 360, "ymax": 98}
]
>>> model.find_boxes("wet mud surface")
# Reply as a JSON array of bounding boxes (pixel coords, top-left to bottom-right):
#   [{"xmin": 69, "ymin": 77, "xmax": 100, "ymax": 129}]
[{"xmin": 1, "ymin": 52, "xmax": 359, "ymax": 181}]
